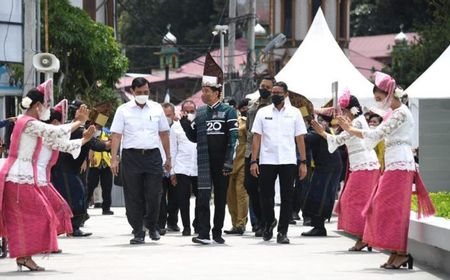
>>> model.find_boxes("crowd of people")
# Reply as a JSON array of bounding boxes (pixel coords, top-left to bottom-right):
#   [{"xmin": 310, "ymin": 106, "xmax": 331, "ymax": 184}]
[{"xmin": 0, "ymin": 53, "xmax": 436, "ymax": 272}]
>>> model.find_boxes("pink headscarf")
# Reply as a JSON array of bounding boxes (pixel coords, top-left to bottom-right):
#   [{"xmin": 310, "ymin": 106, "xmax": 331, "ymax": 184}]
[
  {"xmin": 36, "ymin": 79, "xmax": 53, "ymax": 108},
  {"xmin": 374, "ymin": 72, "xmax": 396, "ymax": 109},
  {"xmin": 53, "ymin": 99, "xmax": 68, "ymax": 123}
]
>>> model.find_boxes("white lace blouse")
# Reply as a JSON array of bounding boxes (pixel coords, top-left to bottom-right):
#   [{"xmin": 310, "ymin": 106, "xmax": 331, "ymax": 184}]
[
  {"xmin": 362, "ymin": 104, "xmax": 415, "ymax": 171},
  {"xmin": 6, "ymin": 120, "xmax": 73, "ymax": 185},
  {"xmin": 36, "ymin": 138, "xmax": 82, "ymax": 186},
  {"xmin": 326, "ymin": 115, "xmax": 380, "ymax": 171}
]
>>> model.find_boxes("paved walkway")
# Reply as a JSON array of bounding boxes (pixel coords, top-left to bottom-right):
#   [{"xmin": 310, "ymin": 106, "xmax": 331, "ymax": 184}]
[{"xmin": 0, "ymin": 206, "xmax": 447, "ymax": 279}]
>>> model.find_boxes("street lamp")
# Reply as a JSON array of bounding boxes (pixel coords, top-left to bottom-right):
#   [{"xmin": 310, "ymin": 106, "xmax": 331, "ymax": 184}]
[{"xmin": 213, "ymin": 25, "xmax": 228, "ymax": 71}]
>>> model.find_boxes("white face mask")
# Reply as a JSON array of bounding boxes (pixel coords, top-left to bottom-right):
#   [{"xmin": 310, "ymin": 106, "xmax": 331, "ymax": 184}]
[
  {"xmin": 187, "ymin": 113, "xmax": 196, "ymax": 122},
  {"xmin": 94, "ymin": 130, "xmax": 102, "ymax": 137},
  {"xmin": 135, "ymin": 95, "xmax": 148, "ymax": 105},
  {"xmin": 39, "ymin": 106, "xmax": 51, "ymax": 121}
]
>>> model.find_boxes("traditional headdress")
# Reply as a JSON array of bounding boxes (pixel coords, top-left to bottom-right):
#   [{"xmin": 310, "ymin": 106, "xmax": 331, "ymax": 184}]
[
  {"xmin": 54, "ymin": 99, "xmax": 68, "ymax": 124},
  {"xmin": 374, "ymin": 71, "xmax": 396, "ymax": 109},
  {"xmin": 36, "ymin": 78, "xmax": 53, "ymax": 108},
  {"xmin": 202, "ymin": 53, "xmax": 223, "ymax": 88}
]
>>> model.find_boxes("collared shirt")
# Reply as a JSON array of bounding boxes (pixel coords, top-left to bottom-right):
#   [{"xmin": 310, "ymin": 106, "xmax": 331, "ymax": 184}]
[
  {"xmin": 245, "ymin": 97, "xmax": 271, "ymax": 158},
  {"xmin": 110, "ymin": 100, "xmax": 169, "ymax": 149},
  {"xmin": 251, "ymin": 103, "xmax": 307, "ymax": 165},
  {"xmin": 170, "ymin": 121, "xmax": 197, "ymax": 176}
]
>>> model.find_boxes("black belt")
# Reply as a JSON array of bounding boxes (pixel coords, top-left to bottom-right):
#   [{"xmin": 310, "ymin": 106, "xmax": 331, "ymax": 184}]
[{"xmin": 124, "ymin": 148, "xmax": 158, "ymax": 155}]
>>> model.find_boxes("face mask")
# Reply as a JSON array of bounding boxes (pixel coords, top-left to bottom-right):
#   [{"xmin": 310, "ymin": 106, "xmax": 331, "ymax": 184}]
[
  {"xmin": 166, "ymin": 117, "xmax": 173, "ymax": 126},
  {"xmin": 240, "ymin": 111, "xmax": 248, "ymax": 117},
  {"xmin": 369, "ymin": 125, "xmax": 377, "ymax": 129},
  {"xmin": 135, "ymin": 95, "xmax": 148, "ymax": 105},
  {"xmin": 94, "ymin": 130, "xmax": 102, "ymax": 137},
  {"xmin": 272, "ymin": 95, "xmax": 285, "ymax": 106},
  {"xmin": 187, "ymin": 113, "xmax": 196, "ymax": 122},
  {"xmin": 39, "ymin": 106, "xmax": 51, "ymax": 121},
  {"xmin": 259, "ymin": 88, "xmax": 271, "ymax": 99}
]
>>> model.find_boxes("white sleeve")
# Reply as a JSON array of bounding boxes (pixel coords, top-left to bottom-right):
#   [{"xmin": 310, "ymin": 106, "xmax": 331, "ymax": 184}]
[
  {"xmin": 110, "ymin": 107, "xmax": 125, "ymax": 134},
  {"xmin": 159, "ymin": 109, "xmax": 170, "ymax": 132},
  {"xmin": 24, "ymin": 121, "xmax": 71, "ymax": 141},
  {"xmin": 326, "ymin": 132, "xmax": 351, "ymax": 153},
  {"xmin": 362, "ymin": 109, "xmax": 407, "ymax": 149},
  {"xmin": 294, "ymin": 109, "xmax": 307, "ymax": 136},
  {"xmin": 47, "ymin": 138, "xmax": 83, "ymax": 159},
  {"xmin": 251, "ymin": 111, "xmax": 263, "ymax": 135}
]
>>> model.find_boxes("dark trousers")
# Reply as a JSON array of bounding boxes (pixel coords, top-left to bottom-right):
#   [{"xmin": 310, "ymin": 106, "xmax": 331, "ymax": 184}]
[
  {"xmin": 197, "ymin": 158, "xmax": 228, "ymax": 239},
  {"xmin": 311, "ymin": 215, "xmax": 325, "ymax": 229},
  {"xmin": 244, "ymin": 157, "xmax": 264, "ymax": 229},
  {"xmin": 87, "ymin": 166, "xmax": 113, "ymax": 211},
  {"xmin": 259, "ymin": 164, "xmax": 296, "ymax": 235},
  {"xmin": 122, "ymin": 149, "xmax": 163, "ymax": 237},
  {"xmin": 175, "ymin": 174, "xmax": 198, "ymax": 229},
  {"xmin": 158, "ymin": 177, "xmax": 179, "ymax": 229},
  {"xmin": 52, "ymin": 168, "xmax": 87, "ymax": 230}
]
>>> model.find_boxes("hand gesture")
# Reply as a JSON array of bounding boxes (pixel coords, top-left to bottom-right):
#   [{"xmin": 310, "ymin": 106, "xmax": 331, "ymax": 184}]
[
  {"xmin": 311, "ymin": 120, "xmax": 326, "ymax": 137},
  {"xmin": 83, "ymin": 125, "xmax": 96, "ymax": 141},
  {"xmin": 75, "ymin": 105, "xmax": 90, "ymax": 123},
  {"xmin": 336, "ymin": 116, "xmax": 352, "ymax": 131}
]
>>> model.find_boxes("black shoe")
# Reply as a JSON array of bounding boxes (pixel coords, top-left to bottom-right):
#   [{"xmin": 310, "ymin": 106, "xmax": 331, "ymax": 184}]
[
  {"xmin": 255, "ymin": 228, "xmax": 263, "ymax": 237},
  {"xmin": 292, "ymin": 212, "xmax": 301, "ymax": 221},
  {"xmin": 166, "ymin": 224, "xmax": 180, "ymax": 232},
  {"xmin": 159, "ymin": 228, "xmax": 167, "ymax": 236},
  {"xmin": 289, "ymin": 219, "xmax": 296, "ymax": 225},
  {"xmin": 224, "ymin": 227, "xmax": 244, "ymax": 235},
  {"xmin": 149, "ymin": 230, "xmax": 161, "ymax": 241},
  {"xmin": 182, "ymin": 228, "xmax": 191, "ymax": 236},
  {"xmin": 102, "ymin": 210, "xmax": 114, "ymax": 215},
  {"xmin": 192, "ymin": 236, "xmax": 212, "ymax": 245},
  {"xmin": 94, "ymin": 202, "xmax": 102, "ymax": 208},
  {"xmin": 276, "ymin": 233, "xmax": 290, "ymax": 244},
  {"xmin": 263, "ymin": 219, "xmax": 277, "ymax": 241},
  {"xmin": 213, "ymin": 235, "xmax": 225, "ymax": 244},
  {"xmin": 71, "ymin": 229, "xmax": 92, "ymax": 237},
  {"xmin": 301, "ymin": 227, "xmax": 327, "ymax": 237},
  {"xmin": 129, "ymin": 236, "xmax": 145, "ymax": 244},
  {"xmin": 303, "ymin": 217, "xmax": 312, "ymax": 226}
]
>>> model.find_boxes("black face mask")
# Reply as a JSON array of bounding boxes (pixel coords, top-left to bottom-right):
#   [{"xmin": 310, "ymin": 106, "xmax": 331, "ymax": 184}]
[
  {"xmin": 240, "ymin": 111, "xmax": 248, "ymax": 117},
  {"xmin": 272, "ymin": 95, "xmax": 285, "ymax": 106},
  {"xmin": 259, "ymin": 88, "xmax": 271, "ymax": 99}
]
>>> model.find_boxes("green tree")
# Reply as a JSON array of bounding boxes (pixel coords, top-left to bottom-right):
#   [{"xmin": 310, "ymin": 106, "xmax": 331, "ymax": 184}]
[
  {"xmin": 385, "ymin": 0, "xmax": 450, "ymax": 88},
  {"xmin": 47, "ymin": 0, "xmax": 128, "ymax": 106},
  {"xmin": 118, "ymin": 0, "xmax": 227, "ymax": 73},
  {"xmin": 350, "ymin": 0, "xmax": 432, "ymax": 36}
]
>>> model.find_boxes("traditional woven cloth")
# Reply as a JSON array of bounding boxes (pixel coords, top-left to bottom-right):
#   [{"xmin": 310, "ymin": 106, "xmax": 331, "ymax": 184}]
[
  {"xmin": 336, "ymin": 169, "xmax": 379, "ymax": 237},
  {"xmin": 195, "ymin": 106, "xmax": 211, "ymax": 193}
]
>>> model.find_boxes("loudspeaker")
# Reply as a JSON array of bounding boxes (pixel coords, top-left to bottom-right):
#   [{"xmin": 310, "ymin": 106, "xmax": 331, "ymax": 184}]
[{"xmin": 32, "ymin": 53, "xmax": 60, "ymax": 73}]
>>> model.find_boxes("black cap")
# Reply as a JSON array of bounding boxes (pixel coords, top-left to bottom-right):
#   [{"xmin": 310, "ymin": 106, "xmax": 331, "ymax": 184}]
[{"xmin": 69, "ymin": 100, "xmax": 84, "ymax": 110}]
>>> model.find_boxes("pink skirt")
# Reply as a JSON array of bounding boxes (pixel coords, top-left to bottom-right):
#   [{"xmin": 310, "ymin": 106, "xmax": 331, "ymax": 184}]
[
  {"xmin": 2, "ymin": 182, "xmax": 59, "ymax": 258},
  {"xmin": 336, "ymin": 169, "xmax": 380, "ymax": 237},
  {"xmin": 362, "ymin": 170, "xmax": 414, "ymax": 252},
  {"xmin": 40, "ymin": 184, "xmax": 73, "ymax": 235}
]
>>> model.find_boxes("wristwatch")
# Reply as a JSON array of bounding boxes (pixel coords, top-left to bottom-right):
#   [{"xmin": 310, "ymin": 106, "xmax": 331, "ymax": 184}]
[
  {"xmin": 299, "ymin": 160, "xmax": 307, "ymax": 164},
  {"xmin": 250, "ymin": 160, "xmax": 258, "ymax": 165}
]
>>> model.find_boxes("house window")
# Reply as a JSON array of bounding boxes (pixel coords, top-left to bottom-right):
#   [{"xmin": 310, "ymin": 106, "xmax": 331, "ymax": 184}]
[{"xmin": 282, "ymin": 0, "xmax": 293, "ymax": 39}]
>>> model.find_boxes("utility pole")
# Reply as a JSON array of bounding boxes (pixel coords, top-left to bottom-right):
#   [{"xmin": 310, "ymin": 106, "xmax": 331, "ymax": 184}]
[
  {"xmin": 246, "ymin": 0, "xmax": 256, "ymax": 76},
  {"xmin": 214, "ymin": 25, "xmax": 228, "ymax": 96},
  {"xmin": 228, "ymin": 0, "xmax": 236, "ymax": 88},
  {"xmin": 23, "ymin": 0, "xmax": 38, "ymax": 95}
]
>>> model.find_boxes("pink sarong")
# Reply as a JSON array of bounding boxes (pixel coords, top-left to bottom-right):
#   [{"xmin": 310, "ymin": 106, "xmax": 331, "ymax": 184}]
[
  {"xmin": 40, "ymin": 184, "xmax": 73, "ymax": 235},
  {"xmin": 362, "ymin": 170, "xmax": 434, "ymax": 251},
  {"xmin": 3, "ymin": 182, "xmax": 58, "ymax": 258},
  {"xmin": 336, "ymin": 169, "xmax": 379, "ymax": 237}
]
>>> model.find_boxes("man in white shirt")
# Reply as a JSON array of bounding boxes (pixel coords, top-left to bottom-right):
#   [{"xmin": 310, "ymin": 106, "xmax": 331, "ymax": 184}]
[
  {"xmin": 110, "ymin": 77, "xmax": 171, "ymax": 245},
  {"xmin": 250, "ymin": 81, "xmax": 307, "ymax": 244},
  {"xmin": 169, "ymin": 100, "xmax": 199, "ymax": 236}
]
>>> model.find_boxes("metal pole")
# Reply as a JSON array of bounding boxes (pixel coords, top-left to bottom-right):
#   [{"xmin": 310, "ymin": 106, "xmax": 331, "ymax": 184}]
[
  {"xmin": 220, "ymin": 31, "xmax": 225, "ymax": 73},
  {"xmin": 44, "ymin": 0, "xmax": 49, "ymax": 52},
  {"xmin": 24, "ymin": 0, "xmax": 38, "ymax": 95},
  {"xmin": 228, "ymin": 0, "xmax": 236, "ymax": 79},
  {"xmin": 247, "ymin": 0, "xmax": 256, "ymax": 75}
]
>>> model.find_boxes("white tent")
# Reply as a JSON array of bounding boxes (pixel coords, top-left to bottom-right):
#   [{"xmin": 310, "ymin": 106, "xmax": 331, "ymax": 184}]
[
  {"xmin": 406, "ymin": 45, "xmax": 450, "ymax": 98},
  {"xmin": 275, "ymin": 8, "xmax": 374, "ymax": 108}
]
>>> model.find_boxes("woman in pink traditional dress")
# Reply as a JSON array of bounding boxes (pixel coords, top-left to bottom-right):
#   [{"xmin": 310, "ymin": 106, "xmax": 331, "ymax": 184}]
[
  {"xmin": 0, "ymin": 87, "xmax": 90, "ymax": 271},
  {"xmin": 38, "ymin": 101, "xmax": 95, "ymax": 239},
  {"xmin": 311, "ymin": 91, "xmax": 380, "ymax": 252},
  {"xmin": 337, "ymin": 72, "xmax": 435, "ymax": 269}
]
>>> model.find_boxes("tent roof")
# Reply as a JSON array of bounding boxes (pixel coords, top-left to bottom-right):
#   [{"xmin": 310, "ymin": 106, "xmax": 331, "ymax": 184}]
[
  {"xmin": 406, "ymin": 45, "xmax": 450, "ymax": 99},
  {"xmin": 275, "ymin": 8, "xmax": 374, "ymax": 106}
]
